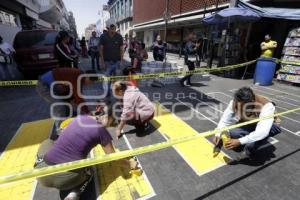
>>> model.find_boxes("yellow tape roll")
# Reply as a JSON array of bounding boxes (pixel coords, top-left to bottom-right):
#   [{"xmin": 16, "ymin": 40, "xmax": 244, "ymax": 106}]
[{"xmin": 59, "ymin": 118, "xmax": 74, "ymax": 130}]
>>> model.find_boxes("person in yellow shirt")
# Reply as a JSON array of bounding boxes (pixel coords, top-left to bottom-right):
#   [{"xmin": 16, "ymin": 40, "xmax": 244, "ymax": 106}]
[{"xmin": 261, "ymin": 34, "xmax": 277, "ymax": 57}]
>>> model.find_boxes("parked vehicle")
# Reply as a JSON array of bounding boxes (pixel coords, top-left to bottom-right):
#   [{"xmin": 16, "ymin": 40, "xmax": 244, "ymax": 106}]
[{"xmin": 13, "ymin": 29, "xmax": 59, "ymax": 75}]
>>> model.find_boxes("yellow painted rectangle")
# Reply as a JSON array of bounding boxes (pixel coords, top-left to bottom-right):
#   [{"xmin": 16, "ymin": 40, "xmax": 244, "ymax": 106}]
[
  {"xmin": 0, "ymin": 119, "xmax": 53, "ymax": 200},
  {"xmin": 93, "ymin": 146, "xmax": 153, "ymax": 200},
  {"xmin": 153, "ymin": 103, "xmax": 230, "ymax": 175}
]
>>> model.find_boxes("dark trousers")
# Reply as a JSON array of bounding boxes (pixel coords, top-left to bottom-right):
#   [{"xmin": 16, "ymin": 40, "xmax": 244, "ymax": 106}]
[
  {"xmin": 229, "ymin": 123, "xmax": 281, "ymax": 157},
  {"xmin": 180, "ymin": 60, "xmax": 195, "ymax": 84},
  {"xmin": 154, "ymin": 55, "xmax": 164, "ymax": 61},
  {"xmin": 126, "ymin": 113, "xmax": 154, "ymax": 135},
  {"xmin": 90, "ymin": 51, "xmax": 100, "ymax": 70},
  {"xmin": 4, "ymin": 55, "xmax": 12, "ymax": 64},
  {"xmin": 180, "ymin": 74, "xmax": 192, "ymax": 84},
  {"xmin": 126, "ymin": 113, "xmax": 154, "ymax": 126},
  {"xmin": 35, "ymin": 139, "xmax": 91, "ymax": 191}
]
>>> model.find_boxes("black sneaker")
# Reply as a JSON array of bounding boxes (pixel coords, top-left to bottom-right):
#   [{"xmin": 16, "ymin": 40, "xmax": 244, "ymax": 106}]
[
  {"xmin": 144, "ymin": 122, "xmax": 151, "ymax": 131},
  {"xmin": 180, "ymin": 80, "xmax": 185, "ymax": 87},
  {"xmin": 135, "ymin": 124, "xmax": 145, "ymax": 136},
  {"xmin": 234, "ymin": 151, "xmax": 250, "ymax": 161},
  {"xmin": 186, "ymin": 82, "xmax": 193, "ymax": 86}
]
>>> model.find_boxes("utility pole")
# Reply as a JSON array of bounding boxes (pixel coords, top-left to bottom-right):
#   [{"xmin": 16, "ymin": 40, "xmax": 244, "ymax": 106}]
[{"xmin": 163, "ymin": 0, "xmax": 171, "ymax": 64}]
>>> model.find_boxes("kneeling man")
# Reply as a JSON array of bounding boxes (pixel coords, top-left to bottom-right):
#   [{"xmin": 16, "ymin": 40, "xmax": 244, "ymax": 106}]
[{"xmin": 213, "ymin": 87, "xmax": 281, "ymax": 160}]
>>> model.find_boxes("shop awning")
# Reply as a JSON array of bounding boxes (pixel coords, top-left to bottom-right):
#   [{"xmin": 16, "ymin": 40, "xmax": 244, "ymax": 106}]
[
  {"xmin": 202, "ymin": 7, "xmax": 260, "ymax": 24},
  {"xmin": 238, "ymin": 0, "xmax": 300, "ymax": 20}
]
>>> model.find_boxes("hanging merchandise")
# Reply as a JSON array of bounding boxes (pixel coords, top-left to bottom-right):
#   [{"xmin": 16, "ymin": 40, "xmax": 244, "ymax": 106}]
[{"xmin": 277, "ymin": 27, "xmax": 300, "ymax": 84}]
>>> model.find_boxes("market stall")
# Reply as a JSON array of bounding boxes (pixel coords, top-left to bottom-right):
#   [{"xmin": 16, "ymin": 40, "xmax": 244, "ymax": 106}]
[{"xmin": 277, "ymin": 27, "xmax": 300, "ymax": 84}]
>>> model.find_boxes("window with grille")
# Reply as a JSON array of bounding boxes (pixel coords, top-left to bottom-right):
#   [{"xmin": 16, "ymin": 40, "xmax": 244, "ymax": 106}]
[{"xmin": 0, "ymin": 10, "xmax": 17, "ymax": 27}]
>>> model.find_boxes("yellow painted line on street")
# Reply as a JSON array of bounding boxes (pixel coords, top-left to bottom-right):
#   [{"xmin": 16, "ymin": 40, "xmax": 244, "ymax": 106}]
[
  {"xmin": 152, "ymin": 103, "xmax": 230, "ymax": 176},
  {"xmin": 93, "ymin": 146, "xmax": 153, "ymax": 200},
  {"xmin": 0, "ymin": 119, "xmax": 53, "ymax": 200}
]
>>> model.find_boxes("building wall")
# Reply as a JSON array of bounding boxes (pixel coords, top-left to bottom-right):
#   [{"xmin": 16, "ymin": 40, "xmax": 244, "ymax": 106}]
[
  {"xmin": 108, "ymin": 0, "xmax": 133, "ymax": 36},
  {"xmin": 133, "ymin": 0, "xmax": 229, "ymax": 25},
  {"xmin": 85, "ymin": 24, "xmax": 96, "ymax": 40},
  {"xmin": 109, "ymin": 0, "xmax": 132, "ymax": 21},
  {"xmin": 68, "ymin": 12, "xmax": 78, "ymax": 37},
  {"xmin": 37, "ymin": 0, "xmax": 70, "ymax": 29},
  {"xmin": 96, "ymin": 10, "xmax": 110, "ymax": 34},
  {"xmin": 143, "ymin": 30, "xmax": 154, "ymax": 47},
  {"xmin": 0, "ymin": 2, "xmax": 23, "ymax": 43},
  {"xmin": 0, "ymin": 24, "xmax": 21, "ymax": 44}
]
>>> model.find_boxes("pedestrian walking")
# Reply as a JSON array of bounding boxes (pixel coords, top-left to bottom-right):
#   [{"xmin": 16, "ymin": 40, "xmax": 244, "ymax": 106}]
[
  {"xmin": 80, "ymin": 36, "xmax": 88, "ymax": 58},
  {"xmin": 55, "ymin": 31, "xmax": 76, "ymax": 68},
  {"xmin": 88, "ymin": 31, "xmax": 100, "ymax": 70},
  {"xmin": 152, "ymin": 35, "xmax": 166, "ymax": 61},
  {"xmin": 124, "ymin": 34, "xmax": 129, "ymax": 52},
  {"xmin": 99, "ymin": 19, "xmax": 124, "ymax": 97},
  {"xmin": 196, "ymin": 38, "xmax": 203, "ymax": 67},
  {"xmin": 180, "ymin": 34, "xmax": 198, "ymax": 87},
  {"xmin": 0, "ymin": 35, "xmax": 15, "ymax": 64}
]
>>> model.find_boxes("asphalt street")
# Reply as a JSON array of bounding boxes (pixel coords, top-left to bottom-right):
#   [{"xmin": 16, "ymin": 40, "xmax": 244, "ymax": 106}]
[{"xmin": 0, "ymin": 57, "xmax": 299, "ymax": 200}]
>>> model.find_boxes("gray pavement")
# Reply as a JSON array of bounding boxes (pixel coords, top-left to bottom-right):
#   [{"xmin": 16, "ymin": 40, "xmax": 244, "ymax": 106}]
[
  {"xmin": 138, "ymin": 78, "xmax": 300, "ymax": 200},
  {"xmin": 0, "ymin": 57, "xmax": 299, "ymax": 200},
  {"xmin": 0, "ymin": 61, "xmax": 23, "ymax": 81}
]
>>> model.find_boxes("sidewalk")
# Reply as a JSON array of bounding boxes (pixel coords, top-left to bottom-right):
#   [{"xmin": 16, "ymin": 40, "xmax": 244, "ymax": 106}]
[
  {"xmin": 78, "ymin": 52, "xmax": 212, "ymax": 86},
  {"xmin": 122, "ymin": 52, "xmax": 212, "ymax": 86},
  {"xmin": 124, "ymin": 51, "xmax": 209, "ymax": 68}
]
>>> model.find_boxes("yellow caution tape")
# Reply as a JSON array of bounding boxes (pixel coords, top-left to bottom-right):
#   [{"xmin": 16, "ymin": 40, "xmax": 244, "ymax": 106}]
[
  {"xmin": 0, "ymin": 80, "xmax": 38, "ymax": 87},
  {"xmin": 0, "ymin": 60, "xmax": 256, "ymax": 87},
  {"xmin": 96, "ymin": 60, "xmax": 257, "ymax": 81},
  {"xmin": 0, "ymin": 105, "xmax": 299, "ymax": 187}
]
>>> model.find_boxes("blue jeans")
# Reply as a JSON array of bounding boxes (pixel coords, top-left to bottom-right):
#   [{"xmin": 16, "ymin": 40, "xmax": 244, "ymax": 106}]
[
  {"xmin": 229, "ymin": 123, "xmax": 281, "ymax": 158},
  {"xmin": 105, "ymin": 61, "xmax": 120, "ymax": 97}
]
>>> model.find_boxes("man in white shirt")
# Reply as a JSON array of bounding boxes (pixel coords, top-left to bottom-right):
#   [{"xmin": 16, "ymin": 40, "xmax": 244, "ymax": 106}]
[{"xmin": 213, "ymin": 87, "xmax": 281, "ymax": 160}]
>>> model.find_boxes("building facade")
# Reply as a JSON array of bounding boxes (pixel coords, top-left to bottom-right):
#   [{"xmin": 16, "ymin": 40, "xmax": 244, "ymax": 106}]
[
  {"xmin": 0, "ymin": 0, "xmax": 39, "ymax": 44},
  {"xmin": 37, "ymin": 0, "xmax": 70, "ymax": 31},
  {"xmin": 108, "ymin": 0, "xmax": 133, "ymax": 36},
  {"xmin": 133, "ymin": 0, "xmax": 230, "ymax": 50},
  {"xmin": 95, "ymin": 5, "xmax": 110, "ymax": 36},
  {"xmin": 85, "ymin": 24, "xmax": 96, "ymax": 40},
  {"xmin": 68, "ymin": 12, "xmax": 78, "ymax": 38},
  {"xmin": 0, "ymin": 0, "xmax": 77, "ymax": 44}
]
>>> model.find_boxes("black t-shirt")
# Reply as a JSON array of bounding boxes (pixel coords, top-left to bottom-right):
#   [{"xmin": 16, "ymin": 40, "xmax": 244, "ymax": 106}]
[{"xmin": 100, "ymin": 33, "xmax": 123, "ymax": 62}]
